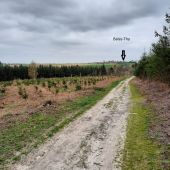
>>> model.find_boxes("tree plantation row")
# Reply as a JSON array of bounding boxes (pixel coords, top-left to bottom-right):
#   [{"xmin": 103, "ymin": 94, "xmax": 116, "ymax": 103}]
[
  {"xmin": 0, "ymin": 62, "xmax": 131, "ymax": 81},
  {"xmin": 0, "ymin": 76, "xmax": 110, "ymax": 99}
]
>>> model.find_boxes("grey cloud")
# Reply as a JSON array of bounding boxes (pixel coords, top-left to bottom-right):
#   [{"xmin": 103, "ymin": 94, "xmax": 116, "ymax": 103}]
[
  {"xmin": 0, "ymin": 0, "xmax": 168, "ymax": 34},
  {"xmin": 0, "ymin": 0, "xmax": 169, "ymax": 63},
  {"xmin": 60, "ymin": 0, "xmax": 162, "ymax": 32},
  {"xmin": 51, "ymin": 39, "xmax": 85, "ymax": 47},
  {"xmin": 11, "ymin": 0, "xmax": 75, "ymax": 17}
]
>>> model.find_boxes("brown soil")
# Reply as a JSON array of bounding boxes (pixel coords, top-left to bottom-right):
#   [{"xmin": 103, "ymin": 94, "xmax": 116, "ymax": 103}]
[
  {"xmin": 133, "ymin": 78, "xmax": 170, "ymax": 169},
  {"xmin": 0, "ymin": 76, "xmax": 120, "ymax": 130}
]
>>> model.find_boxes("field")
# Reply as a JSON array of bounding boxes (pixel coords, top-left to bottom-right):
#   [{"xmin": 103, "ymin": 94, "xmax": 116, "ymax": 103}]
[
  {"xmin": 0, "ymin": 76, "xmax": 119, "ymax": 117},
  {"xmin": 0, "ymin": 75, "xmax": 123, "ymax": 168}
]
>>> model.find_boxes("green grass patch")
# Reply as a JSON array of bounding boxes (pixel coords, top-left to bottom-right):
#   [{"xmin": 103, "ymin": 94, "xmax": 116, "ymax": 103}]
[
  {"xmin": 0, "ymin": 79, "xmax": 123, "ymax": 169},
  {"xmin": 122, "ymin": 82, "xmax": 162, "ymax": 170}
]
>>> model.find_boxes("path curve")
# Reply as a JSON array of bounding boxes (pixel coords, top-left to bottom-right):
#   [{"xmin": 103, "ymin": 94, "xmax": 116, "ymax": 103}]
[{"xmin": 13, "ymin": 77, "xmax": 133, "ymax": 170}]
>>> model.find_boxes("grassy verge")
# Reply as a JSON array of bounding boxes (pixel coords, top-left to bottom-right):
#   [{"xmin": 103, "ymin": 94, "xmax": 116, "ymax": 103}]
[
  {"xmin": 0, "ymin": 79, "xmax": 123, "ymax": 169},
  {"xmin": 122, "ymin": 81, "xmax": 161, "ymax": 170}
]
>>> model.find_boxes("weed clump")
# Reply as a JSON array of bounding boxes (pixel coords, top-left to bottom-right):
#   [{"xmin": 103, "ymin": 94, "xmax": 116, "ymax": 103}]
[
  {"xmin": 0, "ymin": 86, "xmax": 6, "ymax": 94},
  {"xmin": 18, "ymin": 86, "xmax": 28, "ymax": 99},
  {"xmin": 34, "ymin": 85, "xmax": 38, "ymax": 91},
  {"xmin": 55, "ymin": 88, "xmax": 59, "ymax": 94},
  {"xmin": 76, "ymin": 84, "xmax": 82, "ymax": 91}
]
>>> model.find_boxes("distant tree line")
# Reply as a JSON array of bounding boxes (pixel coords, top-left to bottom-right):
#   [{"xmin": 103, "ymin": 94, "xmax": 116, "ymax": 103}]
[
  {"xmin": 0, "ymin": 61, "xmax": 133, "ymax": 81},
  {"xmin": 0, "ymin": 63, "xmax": 108, "ymax": 81},
  {"xmin": 134, "ymin": 11, "xmax": 170, "ymax": 84},
  {"xmin": 0, "ymin": 63, "xmax": 28, "ymax": 81}
]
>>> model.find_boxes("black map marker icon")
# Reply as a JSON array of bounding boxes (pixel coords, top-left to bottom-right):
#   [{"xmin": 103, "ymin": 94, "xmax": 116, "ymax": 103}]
[{"xmin": 121, "ymin": 50, "xmax": 126, "ymax": 61}]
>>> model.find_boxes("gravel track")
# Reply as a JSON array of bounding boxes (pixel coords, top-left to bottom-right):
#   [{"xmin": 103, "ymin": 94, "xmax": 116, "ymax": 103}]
[{"xmin": 13, "ymin": 77, "xmax": 132, "ymax": 170}]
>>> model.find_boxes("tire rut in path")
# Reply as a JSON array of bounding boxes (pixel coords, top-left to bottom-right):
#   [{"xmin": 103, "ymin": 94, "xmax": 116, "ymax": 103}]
[{"xmin": 13, "ymin": 78, "xmax": 132, "ymax": 170}]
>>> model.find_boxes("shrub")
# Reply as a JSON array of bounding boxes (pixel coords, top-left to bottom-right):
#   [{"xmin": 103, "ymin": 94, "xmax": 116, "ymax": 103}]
[
  {"xmin": 42, "ymin": 82, "xmax": 46, "ymax": 87},
  {"xmin": 88, "ymin": 80, "xmax": 91, "ymax": 86},
  {"xmin": 64, "ymin": 85, "xmax": 68, "ymax": 90},
  {"xmin": 55, "ymin": 88, "xmax": 59, "ymax": 94},
  {"xmin": 22, "ymin": 89, "xmax": 28, "ymax": 99},
  {"xmin": 92, "ymin": 80, "xmax": 96, "ymax": 85},
  {"xmin": 62, "ymin": 80, "xmax": 66, "ymax": 85},
  {"xmin": 16, "ymin": 80, "xmax": 22, "ymax": 86},
  {"xmin": 84, "ymin": 80, "xmax": 87, "ymax": 86},
  {"xmin": 18, "ymin": 86, "xmax": 28, "ymax": 99},
  {"xmin": 34, "ymin": 85, "xmax": 38, "ymax": 91},
  {"xmin": 76, "ymin": 84, "xmax": 82, "ymax": 91},
  {"xmin": 37, "ymin": 79, "xmax": 40, "ymax": 85},
  {"xmin": 48, "ymin": 81, "xmax": 52, "ymax": 89},
  {"xmin": 0, "ymin": 86, "xmax": 6, "ymax": 94},
  {"xmin": 18, "ymin": 86, "xmax": 23, "ymax": 96}
]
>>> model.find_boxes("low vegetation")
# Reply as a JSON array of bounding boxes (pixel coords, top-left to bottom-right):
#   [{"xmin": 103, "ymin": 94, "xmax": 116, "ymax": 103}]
[
  {"xmin": 0, "ymin": 76, "xmax": 123, "ymax": 169},
  {"xmin": 18, "ymin": 86, "xmax": 28, "ymax": 99},
  {"xmin": 0, "ymin": 85, "xmax": 6, "ymax": 97},
  {"xmin": 123, "ymin": 81, "xmax": 162, "ymax": 169},
  {"xmin": 133, "ymin": 78, "xmax": 170, "ymax": 169},
  {"xmin": 0, "ymin": 76, "xmax": 121, "ymax": 119}
]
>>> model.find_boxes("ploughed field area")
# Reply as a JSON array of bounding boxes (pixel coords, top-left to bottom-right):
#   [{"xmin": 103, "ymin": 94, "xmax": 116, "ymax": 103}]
[{"xmin": 0, "ymin": 76, "xmax": 122, "ymax": 169}]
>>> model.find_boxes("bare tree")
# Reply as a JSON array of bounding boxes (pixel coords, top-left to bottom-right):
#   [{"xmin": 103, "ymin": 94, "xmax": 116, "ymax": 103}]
[{"xmin": 28, "ymin": 61, "xmax": 38, "ymax": 79}]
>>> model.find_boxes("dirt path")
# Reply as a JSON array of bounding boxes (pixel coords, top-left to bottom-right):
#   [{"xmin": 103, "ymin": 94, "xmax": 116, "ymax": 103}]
[{"xmin": 13, "ymin": 77, "xmax": 132, "ymax": 170}]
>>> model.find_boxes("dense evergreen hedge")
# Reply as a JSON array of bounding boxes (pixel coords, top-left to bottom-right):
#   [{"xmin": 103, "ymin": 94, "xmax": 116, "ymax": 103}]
[{"xmin": 0, "ymin": 63, "xmax": 107, "ymax": 81}]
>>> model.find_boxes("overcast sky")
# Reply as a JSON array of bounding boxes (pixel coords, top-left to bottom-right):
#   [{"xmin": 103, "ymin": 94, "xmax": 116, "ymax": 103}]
[{"xmin": 0, "ymin": 0, "xmax": 169, "ymax": 64}]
